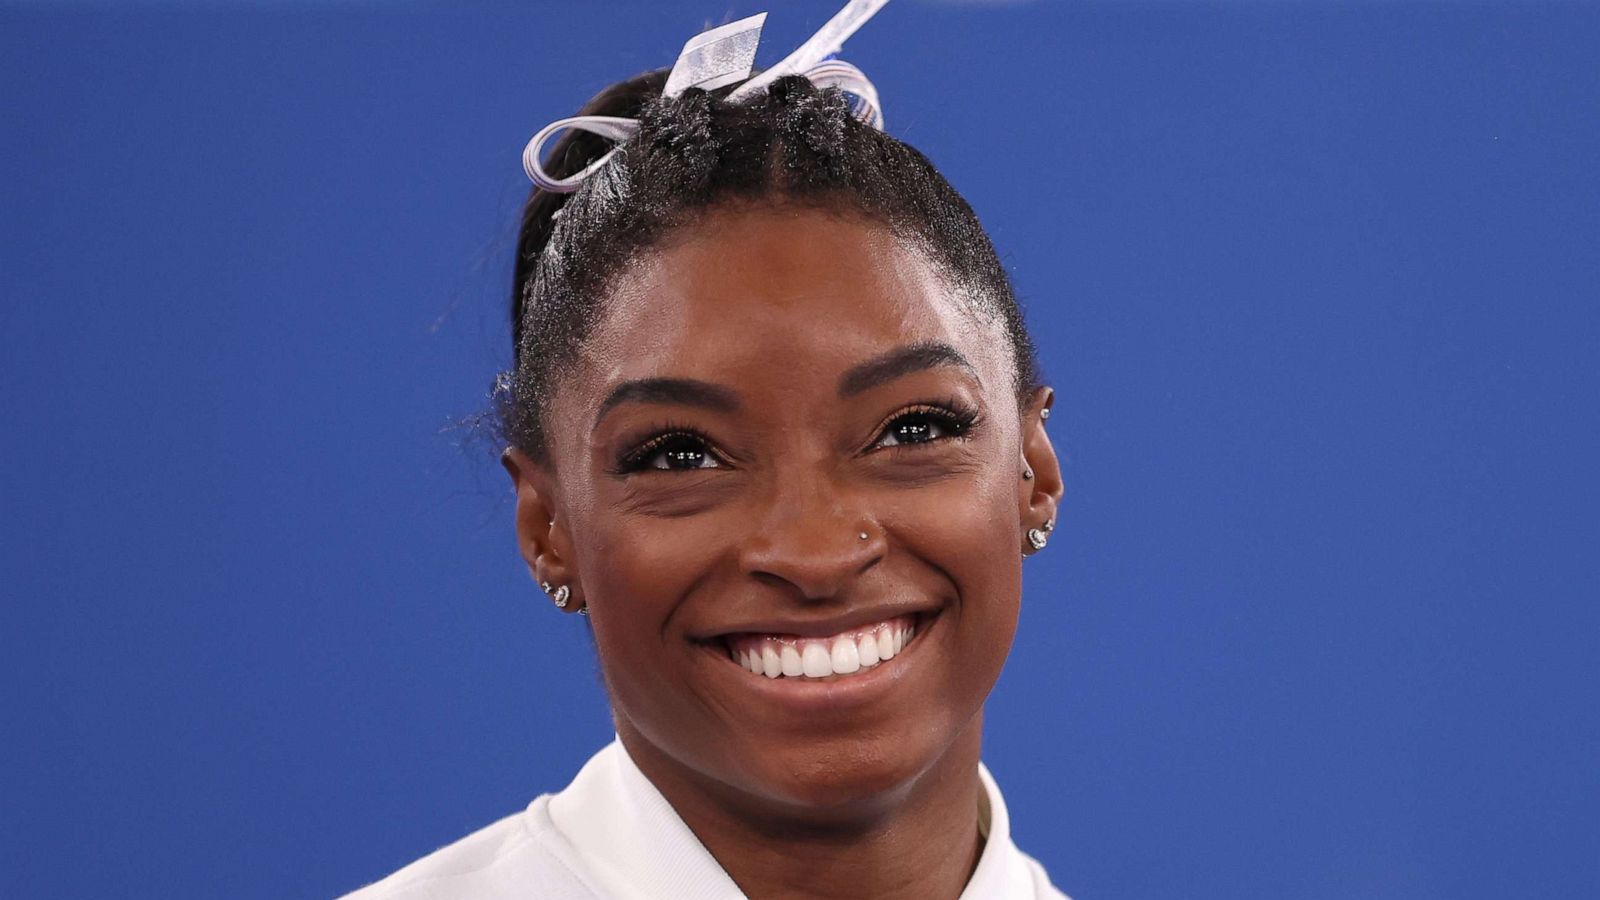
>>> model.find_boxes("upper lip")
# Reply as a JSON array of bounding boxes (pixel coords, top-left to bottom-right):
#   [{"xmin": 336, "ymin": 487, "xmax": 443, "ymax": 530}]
[{"xmin": 697, "ymin": 604, "xmax": 940, "ymax": 641}]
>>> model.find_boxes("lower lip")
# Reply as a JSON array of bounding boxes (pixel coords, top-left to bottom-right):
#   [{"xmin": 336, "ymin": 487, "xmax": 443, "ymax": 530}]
[{"xmin": 699, "ymin": 612, "xmax": 939, "ymax": 714}]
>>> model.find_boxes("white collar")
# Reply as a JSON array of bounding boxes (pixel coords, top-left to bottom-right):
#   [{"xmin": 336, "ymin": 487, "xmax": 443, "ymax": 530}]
[{"xmin": 543, "ymin": 738, "xmax": 1044, "ymax": 899}]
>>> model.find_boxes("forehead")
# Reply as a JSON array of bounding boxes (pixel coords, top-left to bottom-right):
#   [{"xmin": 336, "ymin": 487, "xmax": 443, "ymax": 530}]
[{"xmin": 575, "ymin": 205, "xmax": 1011, "ymax": 393}]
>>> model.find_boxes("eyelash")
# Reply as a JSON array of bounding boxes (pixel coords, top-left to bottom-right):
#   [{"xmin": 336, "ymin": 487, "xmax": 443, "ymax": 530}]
[
  {"xmin": 612, "ymin": 400, "xmax": 981, "ymax": 475},
  {"xmin": 614, "ymin": 421, "xmax": 723, "ymax": 474},
  {"xmin": 870, "ymin": 400, "xmax": 981, "ymax": 452}
]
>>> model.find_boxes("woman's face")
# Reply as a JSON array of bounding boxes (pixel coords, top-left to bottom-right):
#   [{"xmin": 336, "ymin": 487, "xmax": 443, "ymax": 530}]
[{"xmin": 509, "ymin": 204, "xmax": 1059, "ymax": 816}]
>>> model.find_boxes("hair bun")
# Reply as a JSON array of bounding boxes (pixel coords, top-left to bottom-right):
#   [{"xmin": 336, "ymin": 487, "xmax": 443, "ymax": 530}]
[
  {"xmin": 639, "ymin": 88, "xmax": 717, "ymax": 153},
  {"xmin": 768, "ymin": 74, "xmax": 851, "ymax": 173}
]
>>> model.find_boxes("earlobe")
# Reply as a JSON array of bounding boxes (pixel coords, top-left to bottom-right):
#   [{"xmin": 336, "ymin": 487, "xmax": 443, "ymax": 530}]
[
  {"xmin": 501, "ymin": 447, "xmax": 580, "ymax": 602},
  {"xmin": 1018, "ymin": 388, "xmax": 1063, "ymax": 553}
]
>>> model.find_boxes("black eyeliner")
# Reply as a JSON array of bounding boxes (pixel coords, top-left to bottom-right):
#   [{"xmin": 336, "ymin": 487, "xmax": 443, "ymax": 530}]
[
  {"xmin": 870, "ymin": 397, "xmax": 983, "ymax": 451},
  {"xmin": 611, "ymin": 421, "xmax": 721, "ymax": 474}
]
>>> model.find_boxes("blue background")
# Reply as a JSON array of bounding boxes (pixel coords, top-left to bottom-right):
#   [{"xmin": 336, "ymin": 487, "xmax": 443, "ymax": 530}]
[{"xmin": 3, "ymin": 1, "xmax": 1596, "ymax": 897}]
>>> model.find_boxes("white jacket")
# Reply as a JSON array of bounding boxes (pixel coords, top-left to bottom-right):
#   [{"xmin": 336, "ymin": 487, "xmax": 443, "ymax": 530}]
[{"xmin": 343, "ymin": 739, "xmax": 1069, "ymax": 899}]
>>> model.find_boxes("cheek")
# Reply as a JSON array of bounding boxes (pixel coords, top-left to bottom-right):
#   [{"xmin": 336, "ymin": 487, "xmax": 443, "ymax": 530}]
[
  {"xmin": 879, "ymin": 466, "xmax": 1024, "ymax": 640},
  {"xmin": 865, "ymin": 466, "xmax": 1023, "ymax": 749},
  {"xmin": 574, "ymin": 509, "xmax": 725, "ymax": 703},
  {"xmin": 882, "ymin": 464, "xmax": 1019, "ymax": 571},
  {"xmin": 578, "ymin": 508, "xmax": 725, "ymax": 616}
]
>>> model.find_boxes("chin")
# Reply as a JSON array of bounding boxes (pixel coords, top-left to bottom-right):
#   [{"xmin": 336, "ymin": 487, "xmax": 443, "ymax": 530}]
[{"xmin": 731, "ymin": 718, "xmax": 967, "ymax": 822}]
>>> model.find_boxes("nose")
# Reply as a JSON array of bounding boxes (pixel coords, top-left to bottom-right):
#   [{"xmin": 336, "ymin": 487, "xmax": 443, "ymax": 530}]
[{"xmin": 737, "ymin": 474, "xmax": 884, "ymax": 601}]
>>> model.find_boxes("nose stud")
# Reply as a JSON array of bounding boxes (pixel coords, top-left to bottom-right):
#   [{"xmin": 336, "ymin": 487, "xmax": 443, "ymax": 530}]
[{"xmin": 859, "ymin": 531, "xmax": 869, "ymax": 541}]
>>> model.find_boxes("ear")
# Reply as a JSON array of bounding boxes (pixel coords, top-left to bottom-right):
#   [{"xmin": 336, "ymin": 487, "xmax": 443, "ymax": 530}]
[
  {"xmin": 1018, "ymin": 387, "xmax": 1063, "ymax": 552},
  {"xmin": 501, "ymin": 447, "xmax": 582, "ymax": 609}
]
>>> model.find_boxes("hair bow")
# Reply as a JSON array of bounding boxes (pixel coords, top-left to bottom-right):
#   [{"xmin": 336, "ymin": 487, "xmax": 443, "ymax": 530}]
[{"xmin": 522, "ymin": 0, "xmax": 891, "ymax": 193}]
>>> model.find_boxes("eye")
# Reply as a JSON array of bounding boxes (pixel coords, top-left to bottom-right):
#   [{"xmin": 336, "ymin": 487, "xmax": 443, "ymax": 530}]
[
  {"xmin": 621, "ymin": 431, "xmax": 724, "ymax": 472},
  {"xmin": 871, "ymin": 403, "xmax": 978, "ymax": 450}
]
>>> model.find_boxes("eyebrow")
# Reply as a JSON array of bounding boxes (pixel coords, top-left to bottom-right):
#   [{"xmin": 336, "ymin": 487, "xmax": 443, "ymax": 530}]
[
  {"xmin": 593, "ymin": 377, "xmax": 741, "ymax": 432},
  {"xmin": 591, "ymin": 342, "xmax": 976, "ymax": 431},
  {"xmin": 837, "ymin": 341, "xmax": 980, "ymax": 398}
]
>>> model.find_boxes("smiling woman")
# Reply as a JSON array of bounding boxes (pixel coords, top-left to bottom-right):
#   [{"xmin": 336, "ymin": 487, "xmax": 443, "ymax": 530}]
[{"xmin": 343, "ymin": 4, "xmax": 1067, "ymax": 898}]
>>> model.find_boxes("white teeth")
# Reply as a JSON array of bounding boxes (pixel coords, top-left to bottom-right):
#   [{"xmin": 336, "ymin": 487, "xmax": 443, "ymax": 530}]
[
  {"xmin": 858, "ymin": 632, "xmax": 880, "ymax": 667},
  {"xmin": 801, "ymin": 643, "xmax": 832, "ymax": 678},
  {"xmin": 831, "ymin": 636, "xmax": 860, "ymax": 674},
  {"xmin": 729, "ymin": 615, "xmax": 924, "ymax": 681}
]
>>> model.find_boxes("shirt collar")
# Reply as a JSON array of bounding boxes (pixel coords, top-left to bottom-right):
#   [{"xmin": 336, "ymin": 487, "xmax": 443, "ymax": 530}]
[{"xmin": 544, "ymin": 737, "xmax": 1040, "ymax": 899}]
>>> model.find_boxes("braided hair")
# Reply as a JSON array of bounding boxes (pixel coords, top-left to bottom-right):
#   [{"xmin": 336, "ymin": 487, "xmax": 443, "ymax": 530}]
[{"xmin": 499, "ymin": 69, "xmax": 1039, "ymax": 462}]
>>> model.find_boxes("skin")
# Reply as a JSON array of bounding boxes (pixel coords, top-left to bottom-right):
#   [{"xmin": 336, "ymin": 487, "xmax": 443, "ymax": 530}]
[{"xmin": 503, "ymin": 203, "xmax": 1063, "ymax": 899}]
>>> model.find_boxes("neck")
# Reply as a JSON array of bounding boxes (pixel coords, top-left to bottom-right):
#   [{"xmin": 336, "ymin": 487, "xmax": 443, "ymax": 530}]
[{"xmin": 618, "ymin": 718, "xmax": 987, "ymax": 900}]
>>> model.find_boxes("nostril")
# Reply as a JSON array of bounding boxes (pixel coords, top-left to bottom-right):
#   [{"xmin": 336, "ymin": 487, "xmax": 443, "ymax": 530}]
[{"xmin": 738, "ymin": 520, "xmax": 884, "ymax": 601}]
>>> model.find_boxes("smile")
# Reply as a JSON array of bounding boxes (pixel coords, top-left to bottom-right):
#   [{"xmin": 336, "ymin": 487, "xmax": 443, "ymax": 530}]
[{"xmin": 724, "ymin": 614, "xmax": 920, "ymax": 682}]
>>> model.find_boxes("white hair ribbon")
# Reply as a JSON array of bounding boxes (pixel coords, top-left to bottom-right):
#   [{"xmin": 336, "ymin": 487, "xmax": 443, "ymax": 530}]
[
  {"xmin": 522, "ymin": 0, "xmax": 891, "ymax": 193},
  {"xmin": 662, "ymin": 13, "xmax": 769, "ymax": 97}
]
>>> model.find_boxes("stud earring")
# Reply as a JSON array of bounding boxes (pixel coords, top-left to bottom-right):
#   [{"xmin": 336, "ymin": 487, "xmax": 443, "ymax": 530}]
[
  {"xmin": 551, "ymin": 584, "xmax": 570, "ymax": 609},
  {"xmin": 1025, "ymin": 517, "xmax": 1056, "ymax": 552},
  {"xmin": 1040, "ymin": 408, "xmax": 1051, "ymax": 421},
  {"xmin": 1023, "ymin": 468, "xmax": 1034, "ymax": 480}
]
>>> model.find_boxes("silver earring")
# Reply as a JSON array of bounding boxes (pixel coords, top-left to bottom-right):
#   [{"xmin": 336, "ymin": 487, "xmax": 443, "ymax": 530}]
[
  {"xmin": 1026, "ymin": 517, "xmax": 1055, "ymax": 552},
  {"xmin": 551, "ymin": 584, "xmax": 570, "ymax": 609},
  {"xmin": 576, "ymin": 606, "xmax": 589, "ymax": 617},
  {"xmin": 1022, "ymin": 468, "xmax": 1034, "ymax": 480},
  {"xmin": 1040, "ymin": 408, "xmax": 1051, "ymax": 420},
  {"xmin": 540, "ymin": 581, "xmax": 553, "ymax": 594}
]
